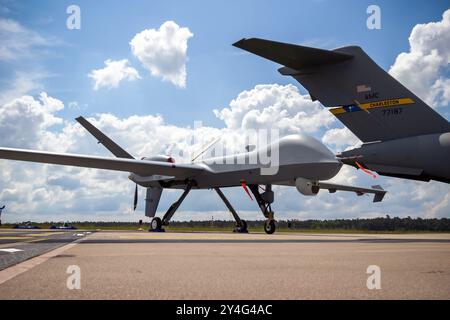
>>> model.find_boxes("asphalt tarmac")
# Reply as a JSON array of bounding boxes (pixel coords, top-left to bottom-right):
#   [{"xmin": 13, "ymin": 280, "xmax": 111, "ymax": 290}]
[
  {"xmin": 0, "ymin": 229, "xmax": 89, "ymax": 271},
  {"xmin": 0, "ymin": 230, "xmax": 449, "ymax": 299}
]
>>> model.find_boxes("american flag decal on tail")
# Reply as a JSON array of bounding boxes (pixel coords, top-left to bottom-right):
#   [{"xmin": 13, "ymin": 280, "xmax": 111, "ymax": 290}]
[{"xmin": 357, "ymin": 84, "xmax": 371, "ymax": 93}]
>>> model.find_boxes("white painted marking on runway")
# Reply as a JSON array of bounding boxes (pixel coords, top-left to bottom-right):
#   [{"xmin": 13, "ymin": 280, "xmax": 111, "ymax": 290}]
[
  {"xmin": 0, "ymin": 248, "xmax": 23, "ymax": 253},
  {"xmin": 0, "ymin": 239, "xmax": 84, "ymax": 285}
]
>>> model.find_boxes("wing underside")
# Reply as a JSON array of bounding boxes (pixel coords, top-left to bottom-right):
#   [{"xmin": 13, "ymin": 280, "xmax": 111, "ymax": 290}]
[{"xmin": 274, "ymin": 179, "xmax": 386, "ymax": 202}]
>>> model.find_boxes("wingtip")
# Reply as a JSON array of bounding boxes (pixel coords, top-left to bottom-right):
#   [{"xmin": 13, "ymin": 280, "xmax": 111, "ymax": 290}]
[
  {"xmin": 232, "ymin": 38, "xmax": 248, "ymax": 48},
  {"xmin": 373, "ymin": 192, "xmax": 387, "ymax": 203}
]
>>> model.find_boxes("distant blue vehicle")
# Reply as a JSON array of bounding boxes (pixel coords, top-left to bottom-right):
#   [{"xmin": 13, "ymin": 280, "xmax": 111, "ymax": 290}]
[{"xmin": 14, "ymin": 222, "xmax": 40, "ymax": 229}]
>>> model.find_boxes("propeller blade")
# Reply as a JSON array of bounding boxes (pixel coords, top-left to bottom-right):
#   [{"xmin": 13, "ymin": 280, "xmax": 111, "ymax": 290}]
[
  {"xmin": 241, "ymin": 181, "xmax": 253, "ymax": 201},
  {"xmin": 133, "ymin": 184, "xmax": 138, "ymax": 210}
]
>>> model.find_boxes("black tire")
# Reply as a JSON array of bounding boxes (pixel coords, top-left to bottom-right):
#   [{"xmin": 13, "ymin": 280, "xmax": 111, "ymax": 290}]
[
  {"xmin": 236, "ymin": 220, "xmax": 248, "ymax": 233},
  {"xmin": 240, "ymin": 220, "xmax": 248, "ymax": 231},
  {"xmin": 150, "ymin": 217, "xmax": 162, "ymax": 230},
  {"xmin": 233, "ymin": 220, "xmax": 248, "ymax": 233},
  {"xmin": 264, "ymin": 220, "xmax": 276, "ymax": 234}
]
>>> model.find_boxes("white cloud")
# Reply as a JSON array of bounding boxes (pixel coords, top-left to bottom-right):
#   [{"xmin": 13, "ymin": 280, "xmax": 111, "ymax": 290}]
[
  {"xmin": 130, "ymin": 20, "xmax": 193, "ymax": 88},
  {"xmin": 321, "ymin": 127, "xmax": 360, "ymax": 152},
  {"xmin": 68, "ymin": 101, "xmax": 79, "ymax": 109},
  {"xmin": 1, "ymin": 86, "xmax": 449, "ymax": 223},
  {"xmin": 389, "ymin": 9, "xmax": 450, "ymax": 108},
  {"xmin": 0, "ymin": 18, "xmax": 55, "ymax": 106},
  {"xmin": 88, "ymin": 59, "xmax": 141, "ymax": 90},
  {"xmin": 0, "ymin": 92, "xmax": 65, "ymax": 150},
  {"xmin": 214, "ymin": 84, "xmax": 335, "ymax": 135},
  {"xmin": 0, "ymin": 18, "xmax": 53, "ymax": 61},
  {"xmin": 0, "ymin": 71, "xmax": 47, "ymax": 105},
  {"xmin": 430, "ymin": 78, "xmax": 450, "ymax": 107}
]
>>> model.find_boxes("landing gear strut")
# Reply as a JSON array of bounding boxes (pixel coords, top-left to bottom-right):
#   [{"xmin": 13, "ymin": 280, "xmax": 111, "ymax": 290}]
[
  {"xmin": 214, "ymin": 188, "xmax": 248, "ymax": 233},
  {"xmin": 149, "ymin": 182, "xmax": 193, "ymax": 232},
  {"xmin": 248, "ymin": 184, "xmax": 276, "ymax": 234}
]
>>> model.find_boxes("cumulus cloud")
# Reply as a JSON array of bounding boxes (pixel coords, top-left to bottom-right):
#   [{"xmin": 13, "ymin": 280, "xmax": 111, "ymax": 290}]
[
  {"xmin": 1, "ymin": 84, "xmax": 449, "ymax": 223},
  {"xmin": 0, "ymin": 18, "xmax": 55, "ymax": 106},
  {"xmin": 130, "ymin": 21, "xmax": 193, "ymax": 88},
  {"xmin": 214, "ymin": 84, "xmax": 335, "ymax": 135},
  {"xmin": 0, "ymin": 71, "xmax": 47, "ymax": 105},
  {"xmin": 0, "ymin": 92, "xmax": 65, "ymax": 150},
  {"xmin": 0, "ymin": 18, "xmax": 53, "ymax": 61},
  {"xmin": 389, "ymin": 9, "xmax": 450, "ymax": 108},
  {"xmin": 321, "ymin": 127, "xmax": 360, "ymax": 152},
  {"xmin": 88, "ymin": 59, "xmax": 141, "ymax": 90}
]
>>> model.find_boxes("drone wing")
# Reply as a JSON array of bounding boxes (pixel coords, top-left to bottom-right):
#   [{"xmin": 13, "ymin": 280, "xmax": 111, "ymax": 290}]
[
  {"xmin": 274, "ymin": 179, "xmax": 386, "ymax": 202},
  {"xmin": 0, "ymin": 147, "xmax": 204, "ymax": 179}
]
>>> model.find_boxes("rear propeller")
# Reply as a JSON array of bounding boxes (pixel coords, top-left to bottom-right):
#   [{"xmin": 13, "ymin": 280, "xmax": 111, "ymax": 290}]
[{"xmin": 133, "ymin": 184, "xmax": 138, "ymax": 210}]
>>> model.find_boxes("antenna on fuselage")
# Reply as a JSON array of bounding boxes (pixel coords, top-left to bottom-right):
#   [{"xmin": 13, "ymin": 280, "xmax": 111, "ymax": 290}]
[{"xmin": 191, "ymin": 137, "xmax": 221, "ymax": 162}]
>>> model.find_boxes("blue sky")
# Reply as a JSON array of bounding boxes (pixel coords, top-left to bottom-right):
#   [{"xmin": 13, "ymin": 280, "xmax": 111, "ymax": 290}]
[
  {"xmin": 0, "ymin": 1, "xmax": 449, "ymax": 222},
  {"xmin": 2, "ymin": 0, "xmax": 448, "ymax": 126}
]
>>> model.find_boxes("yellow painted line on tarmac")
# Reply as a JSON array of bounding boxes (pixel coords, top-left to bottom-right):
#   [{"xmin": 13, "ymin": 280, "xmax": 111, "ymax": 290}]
[
  {"xmin": 30, "ymin": 237, "xmax": 68, "ymax": 244},
  {"xmin": 0, "ymin": 236, "xmax": 55, "ymax": 248},
  {"xmin": 24, "ymin": 232, "xmax": 58, "ymax": 237}
]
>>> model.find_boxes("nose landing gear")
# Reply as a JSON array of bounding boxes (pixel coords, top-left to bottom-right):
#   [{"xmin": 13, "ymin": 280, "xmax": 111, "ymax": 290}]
[{"xmin": 248, "ymin": 184, "xmax": 277, "ymax": 234}]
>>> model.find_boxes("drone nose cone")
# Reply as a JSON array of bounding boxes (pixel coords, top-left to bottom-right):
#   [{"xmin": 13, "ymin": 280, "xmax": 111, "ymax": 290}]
[{"xmin": 275, "ymin": 134, "xmax": 337, "ymax": 165}]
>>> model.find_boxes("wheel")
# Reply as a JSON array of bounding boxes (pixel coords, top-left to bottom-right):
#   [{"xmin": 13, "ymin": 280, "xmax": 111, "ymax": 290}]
[
  {"xmin": 150, "ymin": 217, "xmax": 162, "ymax": 230},
  {"xmin": 264, "ymin": 219, "xmax": 276, "ymax": 234},
  {"xmin": 240, "ymin": 220, "xmax": 248, "ymax": 231},
  {"xmin": 235, "ymin": 220, "xmax": 248, "ymax": 233}
]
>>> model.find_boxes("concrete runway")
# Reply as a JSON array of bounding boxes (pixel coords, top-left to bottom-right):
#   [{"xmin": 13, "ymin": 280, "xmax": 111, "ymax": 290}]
[{"xmin": 0, "ymin": 230, "xmax": 449, "ymax": 299}]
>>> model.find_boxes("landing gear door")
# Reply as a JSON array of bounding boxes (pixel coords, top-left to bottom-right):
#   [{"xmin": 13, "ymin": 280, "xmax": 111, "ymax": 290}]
[{"xmin": 145, "ymin": 187, "xmax": 163, "ymax": 217}]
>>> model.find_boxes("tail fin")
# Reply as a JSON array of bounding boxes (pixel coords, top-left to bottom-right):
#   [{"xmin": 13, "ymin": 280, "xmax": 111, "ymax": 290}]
[
  {"xmin": 76, "ymin": 116, "xmax": 134, "ymax": 159},
  {"xmin": 234, "ymin": 38, "xmax": 450, "ymax": 142}
]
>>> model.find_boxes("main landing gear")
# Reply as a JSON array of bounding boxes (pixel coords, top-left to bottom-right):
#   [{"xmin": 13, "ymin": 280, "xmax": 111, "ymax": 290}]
[
  {"xmin": 149, "ymin": 182, "xmax": 193, "ymax": 232},
  {"xmin": 150, "ymin": 216, "xmax": 163, "ymax": 231},
  {"xmin": 214, "ymin": 188, "xmax": 248, "ymax": 233}
]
